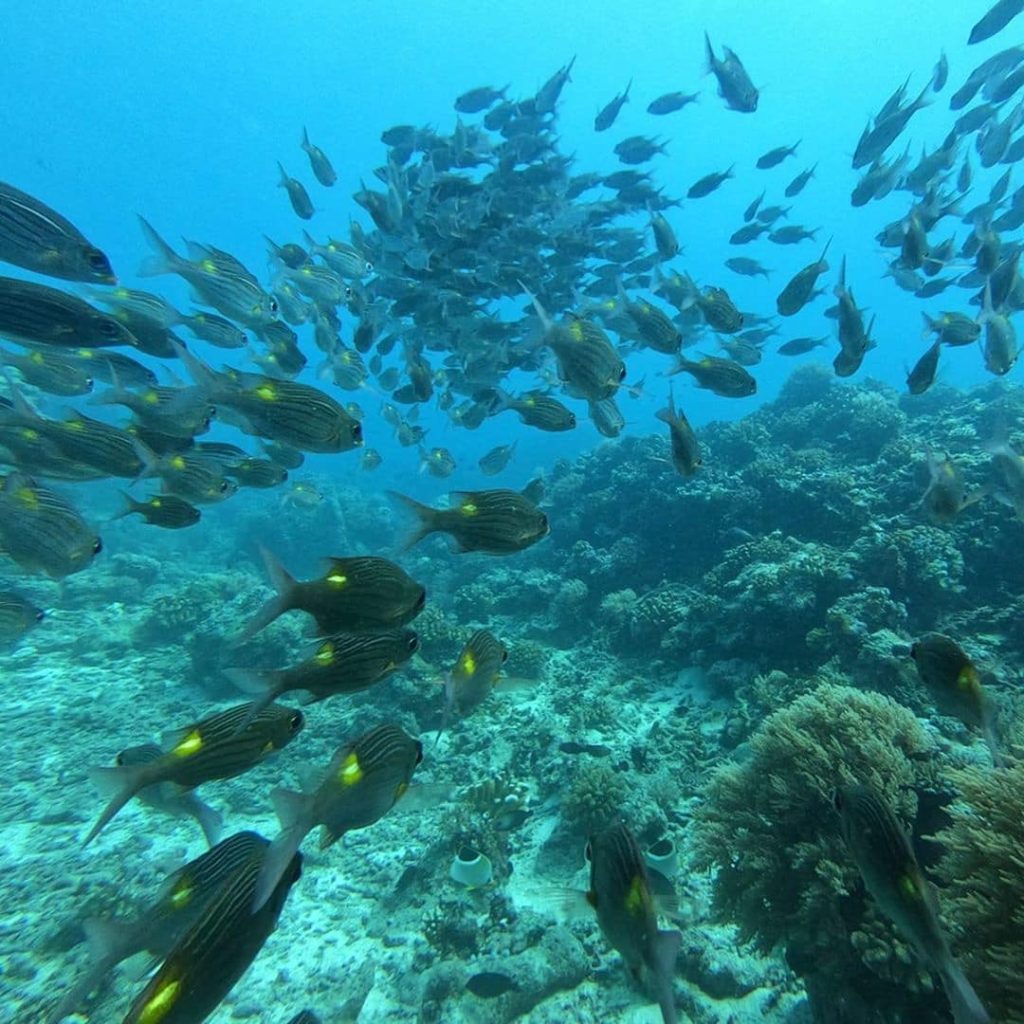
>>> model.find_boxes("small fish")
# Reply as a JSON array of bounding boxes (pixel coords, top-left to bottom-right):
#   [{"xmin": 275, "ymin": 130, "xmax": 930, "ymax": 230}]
[
  {"xmin": 595, "ymin": 80, "xmax": 632, "ymax": 132},
  {"xmin": 240, "ymin": 546, "xmax": 426, "ymax": 639},
  {"xmin": 910, "ymin": 633, "xmax": 1000, "ymax": 763},
  {"xmin": 0, "ymin": 589, "xmax": 44, "ymax": 646},
  {"xmin": 0, "ymin": 471, "xmax": 101, "ymax": 578},
  {"xmin": 0, "ymin": 345, "xmax": 93, "ymax": 396},
  {"xmin": 84, "ymin": 703, "xmax": 305, "ymax": 846},
  {"xmin": 478, "ymin": 442, "xmax": 516, "ymax": 476},
  {"xmin": 777, "ymin": 336, "xmax": 828, "ymax": 356},
  {"xmin": 0, "ymin": 180, "xmax": 115, "ymax": 283},
  {"xmin": 282, "ymin": 480, "xmax": 323, "ymax": 508},
  {"xmin": 931, "ymin": 51, "xmax": 949, "ymax": 92},
  {"xmin": 114, "ymin": 743, "xmax": 223, "ymax": 846},
  {"xmin": 252, "ymin": 723, "xmax": 422, "ymax": 910},
  {"xmin": 922, "ymin": 311, "xmax": 980, "ymax": 347},
  {"xmin": 300, "ymin": 127, "xmax": 337, "ymax": 187},
  {"xmin": 466, "ymin": 972, "xmax": 519, "ymax": 998},
  {"xmin": 668, "ymin": 354, "xmax": 757, "ymax": 397},
  {"xmin": 124, "ymin": 840, "xmax": 302, "ymax": 1024},
  {"xmin": 725, "ymin": 257, "xmax": 771, "ymax": 278},
  {"xmin": 921, "ymin": 453, "xmax": 982, "ymax": 525},
  {"xmin": 455, "ymin": 84, "xmax": 507, "ymax": 113},
  {"xmin": 769, "ymin": 225, "xmax": 818, "ymax": 244},
  {"xmin": 361, "ymin": 447, "xmax": 383, "ymax": 471},
  {"xmin": 497, "ymin": 389, "xmax": 577, "ymax": 431},
  {"xmin": 419, "ymin": 445, "xmax": 457, "ymax": 478},
  {"xmin": 115, "ymin": 492, "xmax": 201, "ymax": 529},
  {"xmin": 559, "ymin": 741, "xmax": 612, "ymax": 757},
  {"xmin": 696, "ymin": 286, "xmax": 743, "ymax": 333},
  {"xmin": 586, "ymin": 823, "xmax": 681, "ymax": 1024},
  {"xmin": 906, "ymin": 341, "xmax": 941, "ymax": 395},
  {"xmin": 227, "ymin": 629, "xmax": 420, "ymax": 722},
  {"xmin": 589, "ymin": 395, "xmax": 626, "ymax": 438},
  {"xmin": 0, "ymin": 276, "xmax": 135, "ymax": 350},
  {"xmin": 656, "ymin": 386, "xmax": 701, "ymax": 476},
  {"xmin": 729, "ymin": 222, "xmax": 769, "ymax": 245},
  {"xmin": 776, "ymin": 239, "xmax": 831, "ymax": 316},
  {"xmin": 390, "ymin": 485, "xmax": 549, "ymax": 554},
  {"xmin": 613, "ymin": 135, "xmax": 668, "ymax": 164},
  {"xmin": 704, "ymin": 32, "xmax": 759, "ymax": 112},
  {"xmin": 785, "ymin": 165, "xmax": 817, "ymax": 197},
  {"xmin": 968, "ymin": 0, "xmax": 1024, "ymax": 44},
  {"xmin": 649, "ymin": 207, "xmax": 680, "ymax": 261},
  {"xmin": 180, "ymin": 311, "xmax": 248, "ymax": 350},
  {"xmin": 445, "ymin": 628, "xmax": 508, "ymax": 717},
  {"xmin": 687, "ymin": 166, "xmax": 734, "ymax": 199},
  {"xmin": 833, "ymin": 785, "xmax": 991, "ymax": 1024},
  {"xmin": 278, "ymin": 162, "xmax": 315, "ymax": 219},
  {"xmin": 756, "ymin": 141, "xmax": 800, "ymax": 169},
  {"xmin": 646, "ymin": 92, "xmax": 699, "ymax": 115}
]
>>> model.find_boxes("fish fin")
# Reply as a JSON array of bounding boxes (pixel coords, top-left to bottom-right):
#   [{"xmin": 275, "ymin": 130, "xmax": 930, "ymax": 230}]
[
  {"xmin": 189, "ymin": 796, "xmax": 223, "ymax": 847},
  {"xmin": 220, "ymin": 670, "xmax": 280, "ymax": 730},
  {"xmin": 703, "ymin": 31, "xmax": 716, "ymax": 74},
  {"xmin": 253, "ymin": 788, "xmax": 315, "ymax": 911},
  {"xmin": 387, "ymin": 490, "xmax": 440, "ymax": 550},
  {"xmin": 238, "ymin": 546, "xmax": 296, "ymax": 641},
  {"xmin": 82, "ymin": 915, "xmax": 133, "ymax": 964},
  {"xmin": 939, "ymin": 957, "xmax": 990, "ymax": 1024},
  {"xmin": 277, "ymin": 161, "xmax": 289, "ymax": 188},
  {"xmin": 136, "ymin": 215, "xmax": 181, "ymax": 278},
  {"xmin": 650, "ymin": 928, "xmax": 682, "ymax": 1024},
  {"xmin": 301, "ymin": 125, "xmax": 311, "ymax": 151},
  {"xmin": 82, "ymin": 763, "xmax": 152, "ymax": 846}
]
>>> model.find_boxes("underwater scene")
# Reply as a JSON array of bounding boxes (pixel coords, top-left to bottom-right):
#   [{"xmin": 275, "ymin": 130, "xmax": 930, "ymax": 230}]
[{"xmin": 4, "ymin": 0, "xmax": 1024, "ymax": 1021}]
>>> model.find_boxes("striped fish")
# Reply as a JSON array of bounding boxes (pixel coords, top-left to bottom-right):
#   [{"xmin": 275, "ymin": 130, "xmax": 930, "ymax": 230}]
[
  {"xmin": 448, "ymin": 629, "xmax": 508, "ymax": 715},
  {"xmin": 123, "ymin": 838, "xmax": 301, "ymax": 1024},
  {"xmin": 240, "ymin": 546, "xmax": 426, "ymax": 640},
  {"xmin": 0, "ymin": 276, "xmax": 135, "ymax": 349},
  {"xmin": 227, "ymin": 628, "xmax": 421, "ymax": 722},
  {"xmin": 49, "ymin": 831, "xmax": 267, "ymax": 1023},
  {"xmin": 252, "ymin": 723, "xmax": 421, "ymax": 910},
  {"xmin": 0, "ymin": 345, "xmax": 93, "ymax": 396},
  {"xmin": 83, "ymin": 703, "xmax": 304, "ymax": 846},
  {"xmin": 0, "ymin": 181, "xmax": 115, "ymax": 283},
  {"xmin": 391, "ymin": 485, "xmax": 549, "ymax": 554},
  {"xmin": 0, "ymin": 471, "xmax": 101, "ymax": 578}
]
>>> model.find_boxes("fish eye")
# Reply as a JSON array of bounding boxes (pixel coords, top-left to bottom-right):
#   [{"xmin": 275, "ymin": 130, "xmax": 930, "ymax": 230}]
[
  {"xmin": 35, "ymin": 609, "xmax": 45, "ymax": 621},
  {"xmin": 351, "ymin": 422, "xmax": 363, "ymax": 443},
  {"xmin": 584, "ymin": 841, "xmax": 593, "ymax": 863},
  {"xmin": 289, "ymin": 711, "xmax": 304, "ymax": 732},
  {"xmin": 414, "ymin": 589, "xmax": 426, "ymax": 611},
  {"xmin": 219, "ymin": 481, "xmax": 229, "ymax": 492},
  {"xmin": 407, "ymin": 633, "xmax": 420, "ymax": 652},
  {"xmin": 539, "ymin": 513, "xmax": 549, "ymax": 532},
  {"xmin": 501, "ymin": 649, "xmax": 509, "ymax": 663},
  {"xmin": 84, "ymin": 377, "xmax": 94, "ymax": 390},
  {"xmin": 568, "ymin": 415, "xmax": 577, "ymax": 427},
  {"xmin": 115, "ymin": 752, "xmax": 126, "ymax": 766},
  {"xmin": 364, "ymin": 262, "xmax": 374, "ymax": 273},
  {"xmin": 414, "ymin": 740, "xmax": 424, "ymax": 764},
  {"xmin": 830, "ymin": 788, "xmax": 843, "ymax": 812},
  {"xmin": 99, "ymin": 319, "xmax": 120, "ymax": 337},
  {"xmin": 92, "ymin": 537, "xmax": 103, "ymax": 555},
  {"xmin": 86, "ymin": 249, "xmax": 109, "ymax": 270},
  {"xmin": 269, "ymin": 296, "xmax": 280, "ymax": 314},
  {"xmin": 617, "ymin": 365, "xmax": 627, "ymax": 382}
]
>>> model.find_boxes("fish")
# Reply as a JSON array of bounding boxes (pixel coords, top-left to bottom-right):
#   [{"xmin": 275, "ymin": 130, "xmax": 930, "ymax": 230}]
[
  {"xmin": 559, "ymin": 741, "xmax": 612, "ymax": 756},
  {"xmin": 906, "ymin": 341, "xmax": 942, "ymax": 395},
  {"xmin": 922, "ymin": 311, "xmax": 981, "ymax": 347},
  {"xmin": 656, "ymin": 386, "xmax": 701, "ymax": 476},
  {"xmin": 776, "ymin": 240, "xmax": 831, "ymax": 316},
  {"xmin": 0, "ymin": 589, "xmax": 44, "ymax": 645},
  {"xmin": 300, "ymin": 127, "xmax": 337, "ymax": 187},
  {"xmin": 227, "ymin": 629, "xmax": 420, "ymax": 722},
  {"xmin": 478, "ymin": 442, "xmax": 516, "ymax": 476},
  {"xmin": 361, "ymin": 447, "xmax": 383, "ymax": 471},
  {"xmin": 278, "ymin": 162, "xmax": 315, "ymax": 219},
  {"xmin": 65, "ymin": 347, "xmax": 157, "ymax": 388},
  {"xmin": 589, "ymin": 395, "xmax": 626, "ymax": 438},
  {"xmin": 932, "ymin": 51, "xmax": 949, "ymax": 92},
  {"xmin": 114, "ymin": 743, "xmax": 223, "ymax": 846},
  {"xmin": 0, "ymin": 180, "xmax": 115, "ymax": 283},
  {"xmin": 668, "ymin": 354, "xmax": 757, "ymax": 397},
  {"xmin": 725, "ymin": 257, "xmax": 771, "ymax": 278},
  {"xmin": 50, "ymin": 831, "xmax": 270, "ymax": 1023},
  {"xmin": 445, "ymin": 628, "xmax": 509, "ymax": 717},
  {"xmin": 180, "ymin": 311, "xmax": 248, "ymax": 349},
  {"xmin": 0, "ymin": 345, "xmax": 93, "ymax": 396},
  {"xmin": 496, "ymin": 389, "xmax": 577, "ymax": 431},
  {"xmin": 613, "ymin": 135, "xmax": 668, "ymax": 164},
  {"xmin": 114, "ymin": 492, "xmax": 201, "ymax": 529},
  {"xmin": 0, "ymin": 276, "xmax": 135, "ymax": 349},
  {"xmin": 83, "ymin": 703, "xmax": 305, "ymax": 846},
  {"xmin": 968, "ymin": 0, "xmax": 1024, "ymax": 44},
  {"xmin": 455, "ymin": 84, "xmax": 507, "ymax": 113},
  {"xmin": 419, "ymin": 445, "xmax": 457, "ymax": 478},
  {"xmin": 921, "ymin": 453, "xmax": 983, "ymax": 525},
  {"xmin": 910, "ymin": 633, "xmax": 1000, "ymax": 764},
  {"xmin": 646, "ymin": 92, "xmax": 699, "ymax": 115},
  {"xmin": 241, "ymin": 546, "xmax": 426, "ymax": 639},
  {"xmin": 138, "ymin": 216, "xmax": 279, "ymax": 328},
  {"xmin": 618, "ymin": 285, "xmax": 682, "ymax": 353},
  {"xmin": 833, "ymin": 785, "xmax": 991, "ymax": 1024},
  {"xmin": 729, "ymin": 222, "xmax": 769, "ymax": 245},
  {"xmin": 777, "ymin": 336, "xmax": 828, "ymax": 356},
  {"xmin": 756, "ymin": 141, "xmax": 800, "ymax": 169},
  {"xmin": 0, "ymin": 471, "xmax": 101, "ymax": 578},
  {"xmin": 687, "ymin": 166, "xmax": 734, "ymax": 199},
  {"xmin": 124, "ymin": 840, "xmax": 302, "ymax": 1024},
  {"xmin": 546, "ymin": 313, "xmax": 626, "ymax": 402},
  {"xmin": 252, "ymin": 723, "xmax": 422, "ymax": 910},
  {"xmin": 695, "ymin": 286, "xmax": 743, "ymax": 333},
  {"xmin": 390, "ymin": 484, "xmax": 549, "ymax": 554},
  {"xmin": 586, "ymin": 823, "xmax": 681, "ymax": 1024},
  {"xmin": 595, "ymin": 80, "xmax": 632, "ymax": 132},
  {"xmin": 704, "ymin": 32, "xmax": 759, "ymax": 112},
  {"xmin": 769, "ymin": 225, "xmax": 818, "ymax": 244},
  {"xmin": 649, "ymin": 206, "xmax": 680, "ymax": 261}
]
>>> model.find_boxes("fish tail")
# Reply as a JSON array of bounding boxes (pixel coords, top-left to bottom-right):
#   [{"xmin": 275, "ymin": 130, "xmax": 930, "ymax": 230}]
[
  {"xmin": 253, "ymin": 788, "xmax": 314, "ymax": 911},
  {"xmin": 82, "ymin": 764, "xmax": 149, "ymax": 846},
  {"xmin": 238, "ymin": 546, "xmax": 297, "ymax": 640},
  {"xmin": 47, "ymin": 920, "xmax": 123, "ymax": 1023},
  {"xmin": 111, "ymin": 489, "xmax": 142, "ymax": 522},
  {"xmin": 939, "ymin": 957, "xmax": 990, "ymax": 1024},
  {"xmin": 136, "ymin": 214, "xmax": 182, "ymax": 278},
  {"xmin": 651, "ymin": 928, "xmax": 681, "ymax": 1024},
  {"xmin": 388, "ymin": 490, "xmax": 441, "ymax": 550},
  {"xmin": 191, "ymin": 796, "xmax": 224, "ymax": 847}
]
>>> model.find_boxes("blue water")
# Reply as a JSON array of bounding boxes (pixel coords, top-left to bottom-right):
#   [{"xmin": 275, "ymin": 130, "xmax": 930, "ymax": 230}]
[{"xmin": 2, "ymin": 2, "xmax": 1021, "ymax": 1021}]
